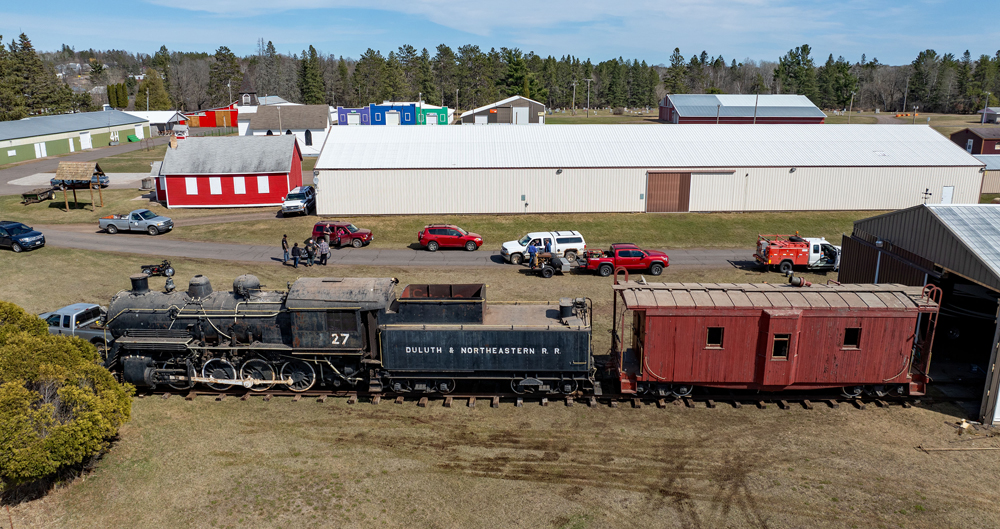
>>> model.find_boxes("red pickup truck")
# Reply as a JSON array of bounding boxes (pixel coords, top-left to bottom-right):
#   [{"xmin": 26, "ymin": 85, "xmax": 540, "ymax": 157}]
[{"xmin": 583, "ymin": 243, "xmax": 669, "ymax": 277}]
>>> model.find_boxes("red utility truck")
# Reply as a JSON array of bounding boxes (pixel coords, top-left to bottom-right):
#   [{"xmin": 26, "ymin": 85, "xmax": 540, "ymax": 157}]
[
  {"xmin": 755, "ymin": 234, "xmax": 840, "ymax": 274},
  {"xmin": 583, "ymin": 243, "xmax": 669, "ymax": 277}
]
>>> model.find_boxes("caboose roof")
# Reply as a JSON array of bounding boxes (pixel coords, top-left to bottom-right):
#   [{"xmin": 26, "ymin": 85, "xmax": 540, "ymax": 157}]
[{"xmin": 613, "ymin": 282, "xmax": 935, "ymax": 311}]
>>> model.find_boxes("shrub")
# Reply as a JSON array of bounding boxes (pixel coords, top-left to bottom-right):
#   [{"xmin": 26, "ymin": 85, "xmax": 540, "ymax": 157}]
[
  {"xmin": 612, "ymin": 107, "xmax": 624, "ymax": 115},
  {"xmin": 0, "ymin": 301, "xmax": 133, "ymax": 497}
]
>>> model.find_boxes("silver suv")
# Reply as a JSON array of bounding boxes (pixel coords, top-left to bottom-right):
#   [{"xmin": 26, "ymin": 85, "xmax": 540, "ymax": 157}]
[{"xmin": 281, "ymin": 186, "xmax": 315, "ymax": 216}]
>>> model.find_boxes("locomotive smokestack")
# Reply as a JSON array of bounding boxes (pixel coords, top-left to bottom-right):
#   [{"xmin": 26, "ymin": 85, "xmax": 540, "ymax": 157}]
[
  {"xmin": 188, "ymin": 275, "xmax": 213, "ymax": 298},
  {"xmin": 130, "ymin": 274, "xmax": 150, "ymax": 294}
]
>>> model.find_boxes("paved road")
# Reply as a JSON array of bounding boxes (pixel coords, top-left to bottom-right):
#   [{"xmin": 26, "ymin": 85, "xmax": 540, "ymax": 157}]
[{"xmin": 34, "ymin": 225, "xmax": 753, "ymax": 269}]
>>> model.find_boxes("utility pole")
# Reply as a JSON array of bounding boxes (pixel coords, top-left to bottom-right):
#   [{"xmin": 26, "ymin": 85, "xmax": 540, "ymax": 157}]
[
  {"xmin": 456, "ymin": 88, "xmax": 459, "ymax": 110},
  {"xmin": 902, "ymin": 77, "xmax": 909, "ymax": 113},
  {"xmin": 227, "ymin": 80, "xmax": 232, "ymax": 105},
  {"xmin": 571, "ymin": 81, "xmax": 577, "ymax": 115},
  {"xmin": 983, "ymin": 92, "xmax": 991, "ymax": 124},
  {"xmin": 847, "ymin": 91, "xmax": 855, "ymax": 123},
  {"xmin": 716, "ymin": 104, "xmax": 721, "ymax": 124},
  {"xmin": 912, "ymin": 105, "xmax": 918, "ymax": 124},
  {"xmin": 585, "ymin": 79, "xmax": 592, "ymax": 117},
  {"xmin": 146, "ymin": 88, "xmax": 149, "ymax": 112}
]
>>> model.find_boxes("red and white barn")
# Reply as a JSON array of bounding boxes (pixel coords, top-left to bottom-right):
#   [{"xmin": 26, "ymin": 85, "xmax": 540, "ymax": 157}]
[{"xmin": 155, "ymin": 136, "xmax": 302, "ymax": 208}]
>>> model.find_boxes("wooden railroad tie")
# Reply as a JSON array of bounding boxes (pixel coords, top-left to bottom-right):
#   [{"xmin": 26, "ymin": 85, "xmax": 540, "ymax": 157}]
[
  {"xmin": 565, "ymin": 397, "xmax": 573, "ymax": 407},
  {"xmin": 875, "ymin": 399, "xmax": 888, "ymax": 408},
  {"xmin": 395, "ymin": 396, "xmax": 404, "ymax": 405},
  {"xmin": 902, "ymin": 401, "xmax": 912, "ymax": 408},
  {"xmin": 444, "ymin": 396, "xmax": 453, "ymax": 408},
  {"xmin": 588, "ymin": 397, "xmax": 597, "ymax": 408},
  {"xmin": 137, "ymin": 393, "xmax": 145, "ymax": 399},
  {"xmin": 492, "ymin": 396, "xmax": 500, "ymax": 408},
  {"xmin": 292, "ymin": 394, "xmax": 302, "ymax": 402},
  {"xmin": 468, "ymin": 397, "xmax": 476, "ymax": 408},
  {"xmin": 240, "ymin": 393, "xmax": 251, "ymax": 401},
  {"xmin": 161, "ymin": 393, "xmax": 171, "ymax": 400},
  {"xmin": 731, "ymin": 400, "xmax": 742, "ymax": 409},
  {"xmin": 372, "ymin": 395, "xmax": 381, "ymax": 405},
  {"xmin": 706, "ymin": 399, "xmax": 716, "ymax": 409},
  {"xmin": 516, "ymin": 397, "xmax": 524, "ymax": 408},
  {"xmin": 184, "ymin": 391, "xmax": 195, "ymax": 401},
  {"xmin": 217, "ymin": 394, "xmax": 228, "ymax": 402},
  {"xmin": 609, "ymin": 400, "xmax": 619, "ymax": 408},
  {"xmin": 672, "ymin": 398, "xmax": 682, "ymax": 406},
  {"xmin": 683, "ymin": 397, "xmax": 695, "ymax": 408},
  {"xmin": 778, "ymin": 400, "xmax": 790, "ymax": 410},
  {"xmin": 632, "ymin": 398, "xmax": 642, "ymax": 409},
  {"xmin": 347, "ymin": 395, "xmax": 358, "ymax": 405},
  {"xmin": 541, "ymin": 397, "xmax": 549, "ymax": 407},
  {"xmin": 262, "ymin": 394, "xmax": 272, "ymax": 402},
  {"xmin": 418, "ymin": 397, "xmax": 428, "ymax": 408},
  {"xmin": 852, "ymin": 400, "xmax": 866, "ymax": 410},
  {"xmin": 826, "ymin": 399, "xmax": 839, "ymax": 409},
  {"xmin": 757, "ymin": 400, "xmax": 767, "ymax": 409},
  {"xmin": 316, "ymin": 395, "xmax": 327, "ymax": 403},
  {"xmin": 802, "ymin": 400, "xmax": 813, "ymax": 410},
  {"xmin": 657, "ymin": 398, "xmax": 666, "ymax": 409}
]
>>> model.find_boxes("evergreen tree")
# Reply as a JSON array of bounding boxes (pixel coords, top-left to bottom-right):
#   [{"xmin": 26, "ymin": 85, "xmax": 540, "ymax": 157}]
[
  {"xmin": 298, "ymin": 45, "xmax": 325, "ymax": 104},
  {"xmin": 776, "ymin": 44, "xmax": 819, "ymax": 104},
  {"xmin": 432, "ymin": 44, "xmax": 457, "ymax": 107},
  {"xmin": 396, "ymin": 44, "xmax": 418, "ymax": 99},
  {"xmin": 352, "ymin": 48, "xmax": 385, "ymax": 104},
  {"xmin": 335, "ymin": 56, "xmax": 353, "ymax": 107},
  {"xmin": 416, "ymin": 48, "xmax": 437, "ymax": 104},
  {"xmin": 135, "ymin": 68, "xmax": 172, "ymax": 110},
  {"xmin": 380, "ymin": 51, "xmax": 406, "ymax": 101},
  {"xmin": 255, "ymin": 40, "xmax": 279, "ymax": 98},
  {"xmin": 662, "ymin": 48, "xmax": 686, "ymax": 94},
  {"xmin": 207, "ymin": 45, "xmax": 241, "ymax": 107},
  {"xmin": 107, "ymin": 83, "xmax": 118, "ymax": 108}
]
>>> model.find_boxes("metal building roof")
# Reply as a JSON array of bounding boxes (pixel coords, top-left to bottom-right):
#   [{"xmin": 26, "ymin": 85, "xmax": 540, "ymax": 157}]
[
  {"xmin": 666, "ymin": 94, "xmax": 826, "ymax": 119},
  {"xmin": 248, "ymin": 105, "xmax": 329, "ymax": 131},
  {"xmin": 974, "ymin": 155, "xmax": 1000, "ymax": 171},
  {"xmin": 158, "ymin": 136, "xmax": 297, "ymax": 175},
  {"xmin": 854, "ymin": 205, "xmax": 1000, "ymax": 292},
  {"xmin": 460, "ymin": 95, "xmax": 545, "ymax": 118},
  {"xmin": 123, "ymin": 111, "xmax": 186, "ymax": 124},
  {"xmin": 315, "ymin": 124, "xmax": 981, "ymax": 170},
  {"xmin": 614, "ymin": 282, "xmax": 931, "ymax": 310},
  {"xmin": 0, "ymin": 110, "xmax": 148, "ymax": 142}
]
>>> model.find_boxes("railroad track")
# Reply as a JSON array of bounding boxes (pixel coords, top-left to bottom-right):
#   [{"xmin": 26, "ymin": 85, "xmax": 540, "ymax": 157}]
[{"xmin": 140, "ymin": 389, "xmax": 977, "ymax": 411}]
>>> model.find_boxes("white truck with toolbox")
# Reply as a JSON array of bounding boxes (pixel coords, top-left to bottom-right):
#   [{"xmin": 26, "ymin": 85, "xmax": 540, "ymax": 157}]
[
  {"xmin": 500, "ymin": 231, "xmax": 586, "ymax": 264},
  {"xmin": 39, "ymin": 303, "xmax": 109, "ymax": 346}
]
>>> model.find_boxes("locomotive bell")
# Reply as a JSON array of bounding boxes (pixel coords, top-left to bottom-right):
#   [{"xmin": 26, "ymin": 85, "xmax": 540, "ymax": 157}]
[{"xmin": 233, "ymin": 274, "xmax": 261, "ymax": 297}]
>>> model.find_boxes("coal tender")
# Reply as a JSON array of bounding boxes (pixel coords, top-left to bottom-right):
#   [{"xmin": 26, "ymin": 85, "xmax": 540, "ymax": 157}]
[{"xmin": 376, "ymin": 284, "xmax": 595, "ymax": 395}]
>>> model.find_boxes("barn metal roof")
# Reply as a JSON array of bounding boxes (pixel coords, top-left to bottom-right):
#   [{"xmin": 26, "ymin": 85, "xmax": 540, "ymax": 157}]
[
  {"xmin": 854, "ymin": 205, "xmax": 1000, "ymax": 292},
  {"xmin": 315, "ymin": 124, "xmax": 981, "ymax": 170},
  {"xmin": 158, "ymin": 136, "xmax": 296, "ymax": 175},
  {"xmin": 248, "ymin": 104, "xmax": 329, "ymax": 131},
  {"xmin": 614, "ymin": 282, "xmax": 932, "ymax": 310},
  {"xmin": 666, "ymin": 94, "xmax": 826, "ymax": 118},
  {"xmin": 122, "ymin": 111, "xmax": 185, "ymax": 124},
  {"xmin": 974, "ymin": 155, "xmax": 1000, "ymax": 171},
  {"xmin": 0, "ymin": 110, "xmax": 148, "ymax": 142}
]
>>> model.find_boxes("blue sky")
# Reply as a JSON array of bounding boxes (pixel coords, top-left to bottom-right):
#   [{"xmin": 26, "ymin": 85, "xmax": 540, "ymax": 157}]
[{"xmin": 2, "ymin": 0, "xmax": 998, "ymax": 65}]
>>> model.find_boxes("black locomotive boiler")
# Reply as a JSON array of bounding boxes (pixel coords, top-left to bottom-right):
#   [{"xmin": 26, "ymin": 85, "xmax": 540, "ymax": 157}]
[{"xmin": 105, "ymin": 274, "xmax": 594, "ymax": 394}]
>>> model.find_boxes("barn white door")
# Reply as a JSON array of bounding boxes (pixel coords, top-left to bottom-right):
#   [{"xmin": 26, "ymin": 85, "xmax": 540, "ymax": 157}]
[
  {"xmin": 941, "ymin": 186, "xmax": 954, "ymax": 204},
  {"xmin": 347, "ymin": 114, "xmax": 361, "ymax": 125},
  {"xmin": 135, "ymin": 124, "xmax": 144, "ymax": 139},
  {"xmin": 33, "ymin": 143, "xmax": 47, "ymax": 158},
  {"xmin": 426, "ymin": 114, "xmax": 438, "ymax": 125},
  {"xmin": 68, "ymin": 137, "xmax": 75, "ymax": 152},
  {"xmin": 514, "ymin": 107, "xmax": 529, "ymax": 124},
  {"xmin": 80, "ymin": 132, "xmax": 93, "ymax": 149},
  {"xmin": 385, "ymin": 112, "xmax": 400, "ymax": 126}
]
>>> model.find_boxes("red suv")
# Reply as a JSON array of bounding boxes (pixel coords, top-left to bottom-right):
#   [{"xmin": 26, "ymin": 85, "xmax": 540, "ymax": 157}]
[
  {"xmin": 417, "ymin": 225, "xmax": 483, "ymax": 252},
  {"xmin": 313, "ymin": 221, "xmax": 373, "ymax": 248}
]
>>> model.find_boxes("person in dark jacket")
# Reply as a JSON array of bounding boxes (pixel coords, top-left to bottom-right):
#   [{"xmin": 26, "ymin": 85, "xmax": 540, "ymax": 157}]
[
  {"xmin": 527, "ymin": 241, "xmax": 538, "ymax": 268},
  {"xmin": 318, "ymin": 239, "xmax": 330, "ymax": 265},
  {"xmin": 291, "ymin": 242, "xmax": 302, "ymax": 268},
  {"xmin": 305, "ymin": 238, "xmax": 316, "ymax": 266},
  {"xmin": 281, "ymin": 234, "xmax": 289, "ymax": 264}
]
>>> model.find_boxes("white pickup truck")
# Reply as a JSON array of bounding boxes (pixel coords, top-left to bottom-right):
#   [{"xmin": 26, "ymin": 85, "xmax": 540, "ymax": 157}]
[
  {"xmin": 39, "ymin": 303, "xmax": 109, "ymax": 347},
  {"xmin": 500, "ymin": 231, "xmax": 587, "ymax": 265}
]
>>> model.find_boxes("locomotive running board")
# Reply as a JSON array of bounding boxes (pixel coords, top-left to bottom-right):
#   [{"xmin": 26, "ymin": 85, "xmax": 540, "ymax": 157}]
[{"xmin": 162, "ymin": 375, "xmax": 293, "ymax": 388}]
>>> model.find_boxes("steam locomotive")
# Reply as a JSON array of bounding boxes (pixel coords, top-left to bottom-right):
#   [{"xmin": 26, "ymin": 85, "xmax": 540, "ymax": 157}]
[
  {"xmin": 105, "ymin": 273, "xmax": 594, "ymax": 395},
  {"xmin": 103, "ymin": 272, "xmax": 940, "ymax": 399}
]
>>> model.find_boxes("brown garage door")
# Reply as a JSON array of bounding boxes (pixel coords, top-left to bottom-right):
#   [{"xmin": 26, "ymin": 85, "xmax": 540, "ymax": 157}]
[{"xmin": 646, "ymin": 172, "xmax": 691, "ymax": 212}]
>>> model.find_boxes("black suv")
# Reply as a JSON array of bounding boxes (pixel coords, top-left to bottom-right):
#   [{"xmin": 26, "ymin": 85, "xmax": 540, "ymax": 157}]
[{"xmin": 0, "ymin": 221, "xmax": 45, "ymax": 252}]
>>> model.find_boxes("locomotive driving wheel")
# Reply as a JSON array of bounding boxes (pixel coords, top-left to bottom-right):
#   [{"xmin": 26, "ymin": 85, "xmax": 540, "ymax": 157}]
[
  {"xmin": 240, "ymin": 359, "xmax": 275, "ymax": 392},
  {"xmin": 165, "ymin": 358, "xmax": 194, "ymax": 391},
  {"xmin": 202, "ymin": 358, "xmax": 236, "ymax": 391},
  {"xmin": 280, "ymin": 360, "xmax": 316, "ymax": 392}
]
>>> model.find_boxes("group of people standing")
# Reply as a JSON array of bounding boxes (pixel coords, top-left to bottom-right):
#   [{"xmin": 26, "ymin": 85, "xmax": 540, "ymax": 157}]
[{"xmin": 282, "ymin": 234, "xmax": 330, "ymax": 269}]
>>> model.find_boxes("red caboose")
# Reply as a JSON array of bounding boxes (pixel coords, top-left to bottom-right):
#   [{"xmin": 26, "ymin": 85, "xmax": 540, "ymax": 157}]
[{"xmin": 611, "ymin": 282, "xmax": 940, "ymax": 398}]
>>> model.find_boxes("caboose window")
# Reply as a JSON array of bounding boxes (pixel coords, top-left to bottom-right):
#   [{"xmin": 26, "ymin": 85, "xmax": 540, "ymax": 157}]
[
  {"xmin": 326, "ymin": 311, "xmax": 358, "ymax": 332},
  {"xmin": 772, "ymin": 334, "xmax": 790, "ymax": 359},
  {"xmin": 706, "ymin": 327, "xmax": 724, "ymax": 348},
  {"xmin": 843, "ymin": 327, "xmax": 861, "ymax": 348}
]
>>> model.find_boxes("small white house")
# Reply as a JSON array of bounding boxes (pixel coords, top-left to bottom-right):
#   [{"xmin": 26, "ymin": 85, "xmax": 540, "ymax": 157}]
[
  {"xmin": 978, "ymin": 107, "xmax": 1000, "ymax": 124},
  {"xmin": 247, "ymin": 104, "xmax": 330, "ymax": 156}
]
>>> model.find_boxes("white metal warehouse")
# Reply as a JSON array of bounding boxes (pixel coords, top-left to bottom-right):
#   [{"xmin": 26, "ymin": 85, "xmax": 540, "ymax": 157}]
[{"xmin": 313, "ymin": 124, "xmax": 984, "ymax": 216}]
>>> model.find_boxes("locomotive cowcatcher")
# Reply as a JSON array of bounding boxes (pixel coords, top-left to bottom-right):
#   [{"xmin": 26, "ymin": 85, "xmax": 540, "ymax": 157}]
[{"xmin": 611, "ymin": 281, "xmax": 941, "ymax": 398}]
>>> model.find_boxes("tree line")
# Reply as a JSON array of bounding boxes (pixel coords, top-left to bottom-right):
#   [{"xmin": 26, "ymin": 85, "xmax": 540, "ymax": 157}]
[
  {"xmin": 0, "ymin": 34, "xmax": 95, "ymax": 121},
  {"xmin": 4, "ymin": 31, "xmax": 1000, "ymax": 120}
]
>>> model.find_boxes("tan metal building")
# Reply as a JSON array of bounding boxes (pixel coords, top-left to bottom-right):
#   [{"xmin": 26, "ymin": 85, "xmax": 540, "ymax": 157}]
[
  {"xmin": 975, "ymin": 155, "xmax": 1000, "ymax": 194},
  {"xmin": 460, "ymin": 96, "xmax": 546, "ymax": 125},
  {"xmin": 839, "ymin": 205, "xmax": 1000, "ymax": 424},
  {"xmin": 314, "ymin": 124, "xmax": 984, "ymax": 216}
]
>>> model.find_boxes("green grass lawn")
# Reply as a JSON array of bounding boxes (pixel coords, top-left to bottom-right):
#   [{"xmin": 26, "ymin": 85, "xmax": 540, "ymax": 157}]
[
  {"xmin": 94, "ymin": 144, "xmax": 168, "ymax": 173},
  {"xmin": 822, "ymin": 115, "xmax": 878, "ymax": 124},
  {"xmin": 0, "ymin": 189, "xmax": 277, "ymax": 224},
  {"xmin": 174, "ymin": 210, "xmax": 875, "ymax": 249},
  {"xmin": 546, "ymin": 110, "xmax": 660, "ymax": 125}
]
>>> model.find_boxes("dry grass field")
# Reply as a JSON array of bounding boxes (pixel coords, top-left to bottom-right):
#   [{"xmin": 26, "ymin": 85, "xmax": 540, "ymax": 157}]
[{"xmin": 3, "ymin": 250, "xmax": 998, "ymax": 529}]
